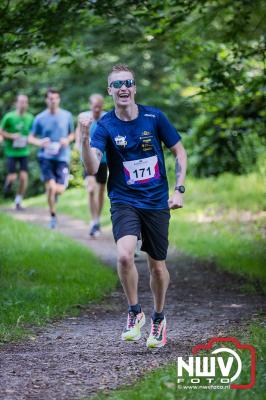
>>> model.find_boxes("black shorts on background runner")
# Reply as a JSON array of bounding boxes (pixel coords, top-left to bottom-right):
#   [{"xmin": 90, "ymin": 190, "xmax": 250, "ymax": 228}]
[
  {"xmin": 111, "ymin": 203, "xmax": 170, "ymax": 260},
  {"xmin": 7, "ymin": 156, "xmax": 28, "ymax": 173},
  {"xmin": 84, "ymin": 162, "xmax": 108, "ymax": 184}
]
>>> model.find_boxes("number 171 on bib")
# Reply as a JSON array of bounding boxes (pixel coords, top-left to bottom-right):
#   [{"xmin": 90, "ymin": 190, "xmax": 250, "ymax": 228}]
[{"xmin": 123, "ymin": 155, "xmax": 160, "ymax": 185}]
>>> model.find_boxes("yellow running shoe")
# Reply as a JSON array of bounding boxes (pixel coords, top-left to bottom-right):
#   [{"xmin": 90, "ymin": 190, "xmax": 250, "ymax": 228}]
[
  {"xmin": 146, "ymin": 317, "xmax": 167, "ymax": 348},
  {"xmin": 121, "ymin": 311, "xmax": 146, "ymax": 341}
]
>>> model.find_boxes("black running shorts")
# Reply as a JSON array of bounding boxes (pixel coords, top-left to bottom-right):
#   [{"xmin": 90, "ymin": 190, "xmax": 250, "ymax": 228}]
[
  {"xmin": 7, "ymin": 156, "xmax": 28, "ymax": 173},
  {"xmin": 110, "ymin": 203, "xmax": 171, "ymax": 261},
  {"xmin": 84, "ymin": 162, "xmax": 108, "ymax": 184}
]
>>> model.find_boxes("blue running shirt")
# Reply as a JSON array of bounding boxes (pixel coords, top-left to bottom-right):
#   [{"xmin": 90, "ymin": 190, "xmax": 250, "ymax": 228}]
[
  {"xmin": 90, "ymin": 105, "xmax": 181, "ymax": 209},
  {"xmin": 31, "ymin": 109, "xmax": 74, "ymax": 163}
]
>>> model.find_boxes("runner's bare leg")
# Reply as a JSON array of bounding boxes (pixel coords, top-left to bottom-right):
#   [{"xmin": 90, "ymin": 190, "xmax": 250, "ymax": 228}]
[
  {"xmin": 46, "ymin": 179, "xmax": 57, "ymax": 214},
  {"xmin": 97, "ymin": 183, "xmax": 106, "ymax": 218},
  {"xmin": 46, "ymin": 180, "xmax": 65, "ymax": 214},
  {"xmin": 18, "ymin": 171, "xmax": 28, "ymax": 196},
  {"xmin": 86, "ymin": 176, "xmax": 98, "ymax": 221},
  {"xmin": 117, "ymin": 235, "xmax": 138, "ymax": 305},
  {"xmin": 5, "ymin": 173, "xmax": 17, "ymax": 187},
  {"xmin": 147, "ymin": 256, "xmax": 169, "ymax": 313}
]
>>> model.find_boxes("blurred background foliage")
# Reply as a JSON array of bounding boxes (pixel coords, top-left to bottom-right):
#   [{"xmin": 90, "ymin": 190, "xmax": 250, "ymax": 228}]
[{"xmin": 0, "ymin": 0, "xmax": 265, "ymax": 196}]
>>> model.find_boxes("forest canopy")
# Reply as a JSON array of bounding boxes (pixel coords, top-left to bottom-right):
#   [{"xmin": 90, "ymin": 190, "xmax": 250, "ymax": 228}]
[{"xmin": 0, "ymin": 0, "xmax": 265, "ymax": 182}]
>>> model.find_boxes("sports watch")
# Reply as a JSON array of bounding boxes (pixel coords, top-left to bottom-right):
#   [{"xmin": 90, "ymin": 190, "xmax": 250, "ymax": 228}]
[{"xmin": 175, "ymin": 185, "xmax": 185, "ymax": 193}]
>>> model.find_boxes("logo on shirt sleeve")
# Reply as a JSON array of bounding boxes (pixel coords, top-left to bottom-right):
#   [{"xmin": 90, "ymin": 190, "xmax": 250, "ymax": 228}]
[
  {"xmin": 115, "ymin": 135, "xmax": 127, "ymax": 148},
  {"xmin": 144, "ymin": 113, "xmax": 156, "ymax": 118}
]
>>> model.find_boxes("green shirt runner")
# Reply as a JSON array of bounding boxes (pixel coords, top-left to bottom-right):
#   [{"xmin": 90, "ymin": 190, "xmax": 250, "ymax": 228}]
[{"xmin": 0, "ymin": 111, "xmax": 34, "ymax": 157}]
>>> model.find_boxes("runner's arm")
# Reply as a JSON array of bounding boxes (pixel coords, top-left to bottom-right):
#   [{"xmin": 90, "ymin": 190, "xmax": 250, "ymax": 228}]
[
  {"xmin": 168, "ymin": 141, "xmax": 187, "ymax": 210},
  {"xmin": 81, "ymin": 137, "xmax": 102, "ymax": 175},
  {"xmin": 170, "ymin": 140, "xmax": 187, "ymax": 187},
  {"xmin": 0, "ymin": 129, "xmax": 20, "ymax": 140},
  {"xmin": 60, "ymin": 113, "xmax": 75, "ymax": 147},
  {"xmin": 67, "ymin": 131, "xmax": 76, "ymax": 143},
  {"xmin": 75, "ymin": 121, "xmax": 81, "ymax": 150},
  {"xmin": 60, "ymin": 131, "xmax": 75, "ymax": 147},
  {"xmin": 0, "ymin": 115, "xmax": 18, "ymax": 139},
  {"xmin": 157, "ymin": 110, "xmax": 187, "ymax": 186},
  {"xmin": 28, "ymin": 117, "xmax": 48, "ymax": 147},
  {"xmin": 76, "ymin": 111, "xmax": 93, "ymax": 151},
  {"xmin": 79, "ymin": 115, "xmax": 101, "ymax": 174},
  {"xmin": 0, "ymin": 115, "xmax": 20, "ymax": 140},
  {"xmin": 28, "ymin": 133, "xmax": 50, "ymax": 147}
]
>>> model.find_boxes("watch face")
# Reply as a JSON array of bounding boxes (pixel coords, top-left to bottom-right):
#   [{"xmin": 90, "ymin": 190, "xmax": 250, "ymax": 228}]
[{"xmin": 177, "ymin": 186, "xmax": 185, "ymax": 193}]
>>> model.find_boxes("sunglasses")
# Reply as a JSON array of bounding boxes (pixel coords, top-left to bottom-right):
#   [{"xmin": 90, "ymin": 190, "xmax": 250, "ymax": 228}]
[{"xmin": 110, "ymin": 79, "xmax": 135, "ymax": 89}]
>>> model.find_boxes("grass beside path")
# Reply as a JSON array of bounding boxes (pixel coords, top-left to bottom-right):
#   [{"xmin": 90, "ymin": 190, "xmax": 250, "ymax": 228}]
[
  {"xmin": 91, "ymin": 322, "xmax": 266, "ymax": 400},
  {"xmin": 168, "ymin": 172, "xmax": 266, "ymax": 291},
  {"xmin": 0, "ymin": 213, "xmax": 117, "ymax": 344}
]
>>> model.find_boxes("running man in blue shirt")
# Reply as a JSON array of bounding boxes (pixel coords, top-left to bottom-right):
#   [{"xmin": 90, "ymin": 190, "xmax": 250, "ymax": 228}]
[
  {"xmin": 28, "ymin": 89, "xmax": 75, "ymax": 229},
  {"xmin": 76, "ymin": 94, "xmax": 108, "ymax": 237},
  {"xmin": 80, "ymin": 64, "xmax": 187, "ymax": 348}
]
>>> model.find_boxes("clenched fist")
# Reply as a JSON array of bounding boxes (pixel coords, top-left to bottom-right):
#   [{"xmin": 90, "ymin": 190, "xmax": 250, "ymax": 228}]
[
  {"xmin": 79, "ymin": 115, "xmax": 94, "ymax": 142},
  {"xmin": 168, "ymin": 191, "xmax": 184, "ymax": 210}
]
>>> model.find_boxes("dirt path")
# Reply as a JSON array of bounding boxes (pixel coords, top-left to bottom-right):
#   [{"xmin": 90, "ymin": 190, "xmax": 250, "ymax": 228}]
[{"xmin": 0, "ymin": 208, "xmax": 265, "ymax": 400}]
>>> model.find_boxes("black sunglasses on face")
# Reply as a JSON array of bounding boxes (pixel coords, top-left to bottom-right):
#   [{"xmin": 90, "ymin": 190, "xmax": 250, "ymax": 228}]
[{"xmin": 110, "ymin": 79, "xmax": 135, "ymax": 89}]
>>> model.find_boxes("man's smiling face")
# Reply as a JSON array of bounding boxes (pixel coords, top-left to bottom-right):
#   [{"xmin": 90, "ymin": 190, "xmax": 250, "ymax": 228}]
[{"xmin": 108, "ymin": 71, "xmax": 136, "ymax": 107}]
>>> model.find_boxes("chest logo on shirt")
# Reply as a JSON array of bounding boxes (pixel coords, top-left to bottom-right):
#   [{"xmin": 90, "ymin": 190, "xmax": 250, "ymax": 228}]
[
  {"xmin": 142, "ymin": 131, "xmax": 152, "ymax": 136},
  {"xmin": 140, "ymin": 131, "xmax": 154, "ymax": 151},
  {"xmin": 115, "ymin": 135, "xmax": 127, "ymax": 148}
]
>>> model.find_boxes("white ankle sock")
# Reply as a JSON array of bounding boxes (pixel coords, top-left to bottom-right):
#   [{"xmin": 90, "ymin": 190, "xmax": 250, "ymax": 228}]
[{"xmin": 15, "ymin": 195, "xmax": 22, "ymax": 205}]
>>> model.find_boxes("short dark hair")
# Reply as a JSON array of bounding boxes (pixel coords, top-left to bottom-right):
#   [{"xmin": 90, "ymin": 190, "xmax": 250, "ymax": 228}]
[{"xmin": 45, "ymin": 88, "xmax": 60, "ymax": 98}]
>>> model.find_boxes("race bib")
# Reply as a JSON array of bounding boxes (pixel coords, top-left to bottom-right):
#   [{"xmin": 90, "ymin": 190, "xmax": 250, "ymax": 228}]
[
  {"xmin": 123, "ymin": 155, "xmax": 160, "ymax": 185},
  {"xmin": 13, "ymin": 136, "xmax": 28, "ymax": 148},
  {"xmin": 44, "ymin": 142, "xmax": 61, "ymax": 156}
]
